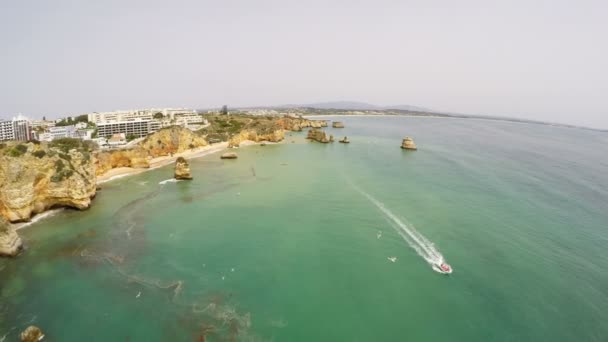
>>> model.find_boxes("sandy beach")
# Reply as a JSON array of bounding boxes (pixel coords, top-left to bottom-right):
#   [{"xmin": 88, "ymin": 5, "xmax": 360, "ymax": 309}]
[
  {"xmin": 96, "ymin": 142, "xmax": 230, "ymax": 184},
  {"xmin": 96, "ymin": 140, "xmax": 268, "ymax": 184}
]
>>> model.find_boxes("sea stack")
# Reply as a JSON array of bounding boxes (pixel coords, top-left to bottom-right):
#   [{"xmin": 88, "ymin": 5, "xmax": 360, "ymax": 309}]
[
  {"xmin": 0, "ymin": 217, "xmax": 23, "ymax": 257},
  {"xmin": 20, "ymin": 325, "xmax": 44, "ymax": 342},
  {"xmin": 174, "ymin": 157, "xmax": 193, "ymax": 180},
  {"xmin": 306, "ymin": 129, "xmax": 331, "ymax": 143},
  {"xmin": 332, "ymin": 121, "xmax": 345, "ymax": 128},
  {"xmin": 401, "ymin": 137, "xmax": 417, "ymax": 150},
  {"xmin": 339, "ymin": 136, "xmax": 350, "ymax": 143},
  {"xmin": 221, "ymin": 152, "xmax": 238, "ymax": 159}
]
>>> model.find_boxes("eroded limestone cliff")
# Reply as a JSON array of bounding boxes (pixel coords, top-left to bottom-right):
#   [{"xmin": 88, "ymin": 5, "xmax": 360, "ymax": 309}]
[
  {"xmin": 140, "ymin": 126, "xmax": 208, "ymax": 157},
  {"xmin": 95, "ymin": 148, "xmax": 150, "ymax": 176},
  {"xmin": 0, "ymin": 140, "xmax": 97, "ymax": 222}
]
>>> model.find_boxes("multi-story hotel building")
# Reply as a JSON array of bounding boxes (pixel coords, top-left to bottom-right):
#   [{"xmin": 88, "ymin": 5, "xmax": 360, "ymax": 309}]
[
  {"xmin": 0, "ymin": 115, "xmax": 32, "ymax": 141},
  {"xmin": 97, "ymin": 119, "xmax": 160, "ymax": 139}
]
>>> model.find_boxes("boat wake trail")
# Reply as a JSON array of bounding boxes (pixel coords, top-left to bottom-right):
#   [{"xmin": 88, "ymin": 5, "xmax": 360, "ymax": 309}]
[{"xmin": 353, "ymin": 186, "xmax": 447, "ymax": 268}]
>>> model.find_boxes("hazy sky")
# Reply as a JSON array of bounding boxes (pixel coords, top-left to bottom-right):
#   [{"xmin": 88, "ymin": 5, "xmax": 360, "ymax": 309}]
[{"xmin": 1, "ymin": 0, "xmax": 607, "ymax": 128}]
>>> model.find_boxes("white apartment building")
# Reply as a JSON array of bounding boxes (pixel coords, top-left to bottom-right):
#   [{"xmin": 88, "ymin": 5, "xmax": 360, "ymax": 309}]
[
  {"xmin": 97, "ymin": 119, "xmax": 159, "ymax": 139},
  {"xmin": 48, "ymin": 125, "xmax": 78, "ymax": 140},
  {"xmin": 87, "ymin": 109, "xmax": 154, "ymax": 124},
  {"xmin": 0, "ymin": 115, "xmax": 31, "ymax": 141},
  {"xmin": 31, "ymin": 120, "xmax": 56, "ymax": 129}
]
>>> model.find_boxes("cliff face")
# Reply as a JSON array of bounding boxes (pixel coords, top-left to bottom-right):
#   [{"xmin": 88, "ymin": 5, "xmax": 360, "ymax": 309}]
[
  {"xmin": 0, "ymin": 141, "xmax": 97, "ymax": 222},
  {"xmin": 139, "ymin": 126, "xmax": 208, "ymax": 157},
  {"xmin": 95, "ymin": 148, "xmax": 150, "ymax": 176},
  {"xmin": 275, "ymin": 117, "xmax": 327, "ymax": 131},
  {"xmin": 0, "ymin": 217, "xmax": 22, "ymax": 256},
  {"xmin": 228, "ymin": 129, "xmax": 285, "ymax": 147}
]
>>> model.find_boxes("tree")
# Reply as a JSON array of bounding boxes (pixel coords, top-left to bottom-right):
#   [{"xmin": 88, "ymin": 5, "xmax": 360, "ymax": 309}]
[
  {"xmin": 221, "ymin": 105, "xmax": 228, "ymax": 115},
  {"xmin": 153, "ymin": 112, "xmax": 163, "ymax": 119}
]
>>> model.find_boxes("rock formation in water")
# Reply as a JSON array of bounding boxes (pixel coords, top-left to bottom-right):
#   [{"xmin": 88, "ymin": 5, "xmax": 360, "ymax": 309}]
[
  {"xmin": 401, "ymin": 137, "xmax": 417, "ymax": 150},
  {"xmin": 221, "ymin": 152, "xmax": 238, "ymax": 159},
  {"xmin": 139, "ymin": 126, "xmax": 208, "ymax": 157},
  {"xmin": 0, "ymin": 217, "xmax": 22, "ymax": 257},
  {"xmin": 339, "ymin": 136, "xmax": 350, "ymax": 143},
  {"xmin": 0, "ymin": 140, "xmax": 97, "ymax": 222},
  {"xmin": 174, "ymin": 157, "xmax": 193, "ymax": 180},
  {"xmin": 332, "ymin": 121, "xmax": 345, "ymax": 128},
  {"xmin": 306, "ymin": 129, "xmax": 332, "ymax": 143},
  {"xmin": 329, "ymin": 134, "xmax": 335, "ymax": 142},
  {"xmin": 20, "ymin": 326, "xmax": 44, "ymax": 342}
]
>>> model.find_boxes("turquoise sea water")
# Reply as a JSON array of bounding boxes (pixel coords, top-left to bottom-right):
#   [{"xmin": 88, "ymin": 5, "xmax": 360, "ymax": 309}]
[{"xmin": 1, "ymin": 116, "xmax": 608, "ymax": 341}]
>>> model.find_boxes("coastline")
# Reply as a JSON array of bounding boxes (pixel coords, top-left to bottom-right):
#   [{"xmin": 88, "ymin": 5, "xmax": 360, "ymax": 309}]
[
  {"xmin": 10, "ymin": 140, "xmax": 267, "ymax": 232},
  {"xmin": 97, "ymin": 142, "xmax": 230, "ymax": 184}
]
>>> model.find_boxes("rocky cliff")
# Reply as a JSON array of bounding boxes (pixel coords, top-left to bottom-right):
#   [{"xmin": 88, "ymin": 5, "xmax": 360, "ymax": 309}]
[
  {"xmin": 228, "ymin": 129, "xmax": 285, "ymax": 147},
  {"xmin": 95, "ymin": 126, "xmax": 208, "ymax": 176},
  {"xmin": 140, "ymin": 126, "xmax": 208, "ymax": 157},
  {"xmin": 275, "ymin": 117, "xmax": 328, "ymax": 131},
  {"xmin": 0, "ymin": 140, "xmax": 97, "ymax": 222},
  {"xmin": 95, "ymin": 148, "xmax": 150, "ymax": 176}
]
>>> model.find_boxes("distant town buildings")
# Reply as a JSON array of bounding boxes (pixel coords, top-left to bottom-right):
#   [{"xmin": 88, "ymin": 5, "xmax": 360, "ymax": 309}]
[
  {"xmin": 1, "ymin": 107, "xmax": 206, "ymax": 145},
  {"xmin": 88, "ymin": 108, "xmax": 205, "ymax": 138}
]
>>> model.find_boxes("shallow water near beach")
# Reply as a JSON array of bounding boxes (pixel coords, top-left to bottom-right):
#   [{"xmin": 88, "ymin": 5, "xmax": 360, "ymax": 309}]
[{"xmin": 1, "ymin": 116, "xmax": 608, "ymax": 341}]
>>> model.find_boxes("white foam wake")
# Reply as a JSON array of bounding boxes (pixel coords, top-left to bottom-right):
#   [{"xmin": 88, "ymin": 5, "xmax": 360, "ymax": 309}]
[
  {"xmin": 355, "ymin": 187, "xmax": 445, "ymax": 267},
  {"xmin": 159, "ymin": 178, "xmax": 181, "ymax": 185}
]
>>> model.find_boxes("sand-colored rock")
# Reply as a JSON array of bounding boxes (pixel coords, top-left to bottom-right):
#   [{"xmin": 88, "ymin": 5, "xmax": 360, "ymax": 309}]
[
  {"xmin": 0, "ymin": 217, "xmax": 22, "ymax": 257},
  {"xmin": 20, "ymin": 325, "xmax": 44, "ymax": 342},
  {"xmin": 95, "ymin": 148, "xmax": 150, "ymax": 176},
  {"xmin": 306, "ymin": 129, "xmax": 332, "ymax": 143},
  {"xmin": 332, "ymin": 121, "xmax": 345, "ymax": 128},
  {"xmin": 275, "ymin": 117, "xmax": 328, "ymax": 131},
  {"xmin": 221, "ymin": 152, "xmax": 238, "ymax": 159},
  {"xmin": 401, "ymin": 137, "xmax": 417, "ymax": 150},
  {"xmin": 339, "ymin": 136, "xmax": 350, "ymax": 143},
  {"xmin": 0, "ymin": 142, "xmax": 97, "ymax": 223},
  {"xmin": 174, "ymin": 157, "xmax": 192, "ymax": 180},
  {"xmin": 228, "ymin": 129, "xmax": 285, "ymax": 148},
  {"xmin": 139, "ymin": 126, "xmax": 208, "ymax": 157}
]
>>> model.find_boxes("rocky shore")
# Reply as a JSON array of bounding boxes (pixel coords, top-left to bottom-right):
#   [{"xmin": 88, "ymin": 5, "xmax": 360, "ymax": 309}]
[{"xmin": 0, "ymin": 116, "xmax": 328, "ymax": 256}]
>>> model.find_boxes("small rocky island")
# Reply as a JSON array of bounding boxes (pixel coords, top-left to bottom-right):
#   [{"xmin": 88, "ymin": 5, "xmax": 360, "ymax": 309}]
[
  {"xmin": 401, "ymin": 137, "xmax": 417, "ymax": 150},
  {"xmin": 174, "ymin": 157, "xmax": 192, "ymax": 180},
  {"xmin": 20, "ymin": 326, "xmax": 44, "ymax": 342},
  {"xmin": 306, "ymin": 129, "xmax": 332, "ymax": 143},
  {"xmin": 221, "ymin": 152, "xmax": 238, "ymax": 159},
  {"xmin": 332, "ymin": 121, "xmax": 345, "ymax": 128},
  {"xmin": 339, "ymin": 136, "xmax": 350, "ymax": 143},
  {"xmin": 0, "ymin": 217, "xmax": 22, "ymax": 257}
]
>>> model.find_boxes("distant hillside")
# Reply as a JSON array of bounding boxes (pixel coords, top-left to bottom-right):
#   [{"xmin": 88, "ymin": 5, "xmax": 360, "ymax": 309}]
[{"xmin": 277, "ymin": 101, "xmax": 435, "ymax": 113}]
